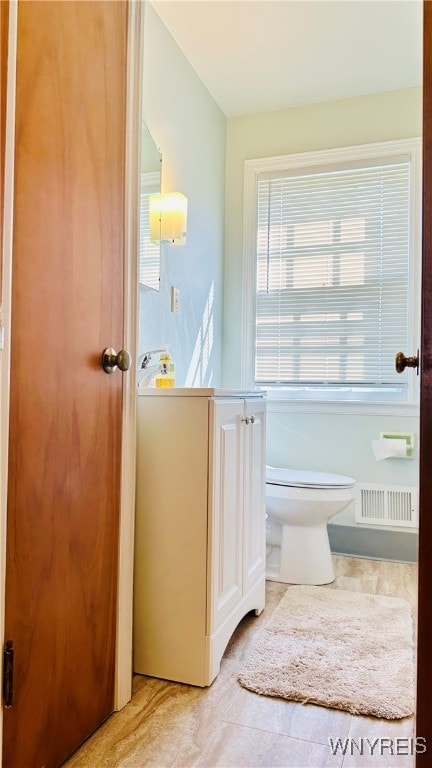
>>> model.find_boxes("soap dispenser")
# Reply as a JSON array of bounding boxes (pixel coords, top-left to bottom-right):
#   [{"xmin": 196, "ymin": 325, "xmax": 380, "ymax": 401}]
[{"xmin": 155, "ymin": 351, "xmax": 175, "ymax": 388}]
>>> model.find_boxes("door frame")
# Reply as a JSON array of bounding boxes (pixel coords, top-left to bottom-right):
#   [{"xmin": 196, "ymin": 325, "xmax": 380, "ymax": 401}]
[
  {"xmin": 0, "ymin": 0, "xmax": 141, "ymax": 753},
  {"xmin": 115, "ymin": 0, "xmax": 142, "ymax": 710}
]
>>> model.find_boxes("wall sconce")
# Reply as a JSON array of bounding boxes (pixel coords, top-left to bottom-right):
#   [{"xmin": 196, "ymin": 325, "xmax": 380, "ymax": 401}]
[{"xmin": 149, "ymin": 192, "xmax": 188, "ymax": 245}]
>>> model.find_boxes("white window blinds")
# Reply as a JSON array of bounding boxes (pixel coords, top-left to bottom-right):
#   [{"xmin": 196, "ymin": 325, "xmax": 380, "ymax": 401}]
[
  {"xmin": 255, "ymin": 159, "xmax": 411, "ymax": 394},
  {"xmin": 139, "ymin": 183, "xmax": 160, "ymax": 290}
]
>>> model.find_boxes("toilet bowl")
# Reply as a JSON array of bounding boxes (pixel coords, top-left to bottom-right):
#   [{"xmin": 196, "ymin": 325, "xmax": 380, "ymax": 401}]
[{"xmin": 266, "ymin": 466, "xmax": 356, "ymax": 585}]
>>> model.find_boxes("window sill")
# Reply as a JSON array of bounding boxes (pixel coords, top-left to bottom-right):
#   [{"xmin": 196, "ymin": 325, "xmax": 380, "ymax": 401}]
[{"xmin": 265, "ymin": 398, "xmax": 419, "ymax": 417}]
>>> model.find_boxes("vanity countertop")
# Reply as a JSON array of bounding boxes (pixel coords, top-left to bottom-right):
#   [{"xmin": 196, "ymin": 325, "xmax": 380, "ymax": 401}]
[{"xmin": 137, "ymin": 387, "xmax": 265, "ymax": 398}]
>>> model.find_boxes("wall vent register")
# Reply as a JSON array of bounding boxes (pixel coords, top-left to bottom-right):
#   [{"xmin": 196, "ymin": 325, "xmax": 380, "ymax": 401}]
[{"xmin": 355, "ymin": 484, "xmax": 418, "ymax": 528}]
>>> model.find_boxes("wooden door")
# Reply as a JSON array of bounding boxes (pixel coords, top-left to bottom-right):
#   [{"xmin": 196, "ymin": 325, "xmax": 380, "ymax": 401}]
[
  {"xmin": 417, "ymin": 2, "xmax": 432, "ymax": 759},
  {"xmin": 209, "ymin": 399, "xmax": 244, "ymax": 631},
  {"xmin": 2, "ymin": 2, "xmax": 128, "ymax": 766},
  {"xmin": 242, "ymin": 398, "xmax": 266, "ymax": 594}
]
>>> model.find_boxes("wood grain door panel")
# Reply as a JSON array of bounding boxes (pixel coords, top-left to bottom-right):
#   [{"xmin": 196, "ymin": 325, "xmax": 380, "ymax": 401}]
[
  {"xmin": 417, "ymin": 1, "xmax": 432, "ymax": 759},
  {"xmin": 3, "ymin": 3, "xmax": 127, "ymax": 766}
]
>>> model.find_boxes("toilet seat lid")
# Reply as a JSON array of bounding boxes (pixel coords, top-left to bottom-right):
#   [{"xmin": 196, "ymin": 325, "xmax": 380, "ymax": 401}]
[{"xmin": 266, "ymin": 465, "xmax": 356, "ymax": 489}]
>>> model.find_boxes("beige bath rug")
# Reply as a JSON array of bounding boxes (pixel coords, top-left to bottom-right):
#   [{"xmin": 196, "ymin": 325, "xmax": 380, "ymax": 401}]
[{"xmin": 238, "ymin": 586, "xmax": 414, "ymax": 719}]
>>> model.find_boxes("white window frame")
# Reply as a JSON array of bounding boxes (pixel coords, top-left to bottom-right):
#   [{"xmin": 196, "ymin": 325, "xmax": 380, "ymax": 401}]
[{"xmin": 241, "ymin": 138, "xmax": 422, "ymax": 415}]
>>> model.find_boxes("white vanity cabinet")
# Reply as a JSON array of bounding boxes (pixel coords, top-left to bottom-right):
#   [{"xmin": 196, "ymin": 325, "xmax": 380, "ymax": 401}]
[{"xmin": 134, "ymin": 389, "xmax": 266, "ymax": 687}]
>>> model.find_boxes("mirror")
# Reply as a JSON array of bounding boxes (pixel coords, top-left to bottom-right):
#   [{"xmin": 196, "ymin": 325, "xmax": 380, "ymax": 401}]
[{"xmin": 139, "ymin": 123, "xmax": 162, "ymax": 291}]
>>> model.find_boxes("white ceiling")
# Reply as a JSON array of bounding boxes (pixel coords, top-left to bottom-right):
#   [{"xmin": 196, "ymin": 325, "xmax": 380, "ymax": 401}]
[{"xmin": 150, "ymin": 0, "xmax": 423, "ymax": 117}]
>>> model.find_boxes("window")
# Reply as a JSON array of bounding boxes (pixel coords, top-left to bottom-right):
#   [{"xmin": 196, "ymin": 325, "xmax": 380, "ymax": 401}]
[
  {"xmin": 243, "ymin": 140, "xmax": 421, "ymax": 404},
  {"xmin": 139, "ymin": 172, "xmax": 161, "ymax": 291}
]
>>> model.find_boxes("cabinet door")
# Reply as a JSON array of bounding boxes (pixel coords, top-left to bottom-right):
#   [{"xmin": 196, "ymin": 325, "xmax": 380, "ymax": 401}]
[
  {"xmin": 208, "ymin": 400, "xmax": 244, "ymax": 632},
  {"xmin": 243, "ymin": 398, "xmax": 266, "ymax": 593}
]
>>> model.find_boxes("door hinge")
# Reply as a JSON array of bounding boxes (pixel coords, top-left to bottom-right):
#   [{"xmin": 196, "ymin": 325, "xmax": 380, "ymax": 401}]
[{"xmin": 3, "ymin": 640, "xmax": 14, "ymax": 708}]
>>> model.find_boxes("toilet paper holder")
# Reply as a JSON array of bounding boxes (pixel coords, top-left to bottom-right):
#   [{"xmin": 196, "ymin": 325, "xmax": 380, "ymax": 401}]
[{"xmin": 379, "ymin": 432, "xmax": 415, "ymax": 458}]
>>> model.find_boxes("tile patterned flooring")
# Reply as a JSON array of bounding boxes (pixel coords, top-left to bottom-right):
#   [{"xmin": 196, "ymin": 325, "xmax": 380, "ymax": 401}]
[{"xmin": 65, "ymin": 556, "xmax": 418, "ymax": 768}]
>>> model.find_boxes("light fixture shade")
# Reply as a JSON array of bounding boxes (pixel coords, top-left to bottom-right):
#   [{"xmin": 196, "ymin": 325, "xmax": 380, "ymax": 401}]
[{"xmin": 149, "ymin": 192, "xmax": 188, "ymax": 245}]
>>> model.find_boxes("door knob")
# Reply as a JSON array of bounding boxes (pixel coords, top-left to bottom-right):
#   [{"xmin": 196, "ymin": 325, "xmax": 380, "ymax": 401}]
[
  {"xmin": 395, "ymin": 350, "xmax": 419, "ymax": 375},
  {"xmin": 241, "ymin": 415, "xmax": 256, "ymax": 425},
  {"xmin": 102, "ymin": 347, "xmax": 131, "ymax": 374}
]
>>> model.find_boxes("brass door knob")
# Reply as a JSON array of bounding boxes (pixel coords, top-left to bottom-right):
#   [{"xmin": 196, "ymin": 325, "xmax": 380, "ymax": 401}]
[
  {"xmin": 395, "ymin": 350, "xmax": 419, "ymax": 375},
  {"xmin": 102, "ymin": 347, "xmax": 131, "ymax": 374}
]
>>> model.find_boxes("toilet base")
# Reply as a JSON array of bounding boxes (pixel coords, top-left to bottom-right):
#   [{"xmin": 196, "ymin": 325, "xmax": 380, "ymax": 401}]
[{"xmin": 266, "ymin": 524, "xmax": 335, "ymax": 585}]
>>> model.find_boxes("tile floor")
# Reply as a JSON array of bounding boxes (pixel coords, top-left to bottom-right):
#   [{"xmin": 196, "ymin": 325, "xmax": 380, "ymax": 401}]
[{"xmin": 64, "ymin": 556, "xmax": 418, "ymax": 768}]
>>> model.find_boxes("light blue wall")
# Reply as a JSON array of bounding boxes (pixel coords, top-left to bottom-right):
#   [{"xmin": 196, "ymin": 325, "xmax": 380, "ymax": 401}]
[
  {"xmin": 138, "ymin": 5, "xmax": 226, "ymax": 387},
  {"xmin": 223, "ymin": 89, "xmax": 422, "ymax": 531},
  {"xmin": 267, "ymin": 406, "xmax": 419, "ymax": 527}
]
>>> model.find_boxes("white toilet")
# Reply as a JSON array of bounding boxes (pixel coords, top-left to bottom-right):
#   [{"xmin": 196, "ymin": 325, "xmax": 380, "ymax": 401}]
[{"xmin": 266, "ymin": 466, "xmax": 356, "ymax": 586}]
